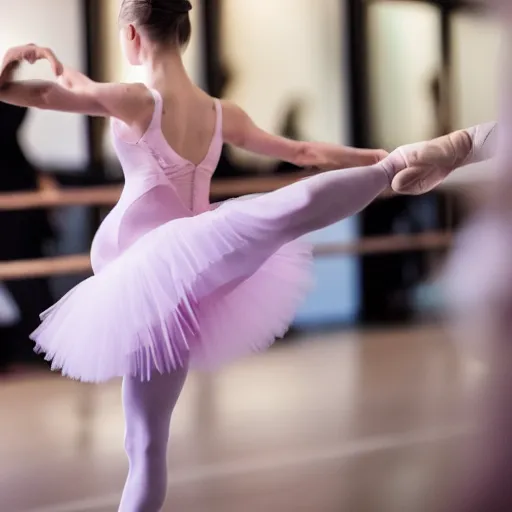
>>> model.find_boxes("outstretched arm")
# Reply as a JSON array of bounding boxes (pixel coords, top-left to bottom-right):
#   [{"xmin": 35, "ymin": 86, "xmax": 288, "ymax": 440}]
[
  {"xmin": 221, "ymin": 100, "xmax": 387, "ymax": 170},
  {"xmin": 0, "ymin": 44, "xmax": 154, "ymax": 130}
]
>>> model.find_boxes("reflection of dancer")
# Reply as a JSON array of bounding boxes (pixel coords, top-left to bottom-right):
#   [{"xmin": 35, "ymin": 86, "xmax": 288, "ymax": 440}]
[
  {"xmin": 0, "ymin": 101, "xmax": 55, "ymax": 372},
  {"xmin": 0, "ymin": 1, "xmax": 414, "ymax": 508}
]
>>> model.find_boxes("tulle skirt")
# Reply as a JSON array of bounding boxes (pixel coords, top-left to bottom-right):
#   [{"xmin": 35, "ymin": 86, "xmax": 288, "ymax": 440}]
[{"xmin": 31, "ymin": 198, "xmax": 314, "ymax": 382}]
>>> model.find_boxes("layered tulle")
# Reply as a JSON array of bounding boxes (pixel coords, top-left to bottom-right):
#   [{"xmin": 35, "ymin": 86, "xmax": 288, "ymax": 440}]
[{"xmin": 31, "ymin": 202, "xmax": 314, "ymax": 383}]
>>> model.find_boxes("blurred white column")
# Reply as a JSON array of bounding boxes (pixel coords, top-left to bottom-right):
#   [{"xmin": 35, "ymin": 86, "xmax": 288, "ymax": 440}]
[{"xmin": 367, "ymin": 1, "xmax": 441, "ymax": 150}]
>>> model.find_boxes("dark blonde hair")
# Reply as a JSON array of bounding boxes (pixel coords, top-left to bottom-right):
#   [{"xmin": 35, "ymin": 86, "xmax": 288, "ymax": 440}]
[{"xmin": 119, "ymin": 0, "xmax": 192, "ymax": 47}]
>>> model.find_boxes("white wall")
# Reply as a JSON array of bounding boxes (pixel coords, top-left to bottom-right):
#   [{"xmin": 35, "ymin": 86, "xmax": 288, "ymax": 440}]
[
  {"xmin": 452, "ymin": 12, "xmax": 500, "ymax": 129},
  {"xmin": 0, "ymin": 0, "xmax": 88, "ymax": 169},
  {"xmin": 446, "ymin": 12, "xmax": 501, "ymax": 185},
  {"xmin": 221, "ymin": 0, "xmax": 349, "ymax": 168},
  {"xmin": 368, "ymin": 2, "xmax": 442, "ymax": 149}
]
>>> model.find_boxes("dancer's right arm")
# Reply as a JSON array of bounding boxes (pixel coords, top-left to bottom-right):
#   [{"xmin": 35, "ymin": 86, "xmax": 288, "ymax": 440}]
[{"xmin": 0, "ymin": 44, "xmax": 154, "ymax": 131}]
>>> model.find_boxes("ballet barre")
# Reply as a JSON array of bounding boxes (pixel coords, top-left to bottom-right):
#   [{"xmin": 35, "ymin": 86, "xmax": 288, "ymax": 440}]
[
  {"xmin": 0, "ymin": 173, "xmax": 460, "ymax": 280},
  {"xmin": 0, "ymin": 173, "xmax": 480, "ymax": 212},
  {"xmin": 0, "ymin": 254, "xmax": 91, "ymax": 280},
  {"xmin": 0, "ymin": 232, "xmax": 451, "ymax": 280},
  {"xmin": 314, "ymin": 232, "xmax": 451, "ymax": 256},
  {"xmin": 0, "ymin": 173, "xmax": 394, "ymax": 210}
]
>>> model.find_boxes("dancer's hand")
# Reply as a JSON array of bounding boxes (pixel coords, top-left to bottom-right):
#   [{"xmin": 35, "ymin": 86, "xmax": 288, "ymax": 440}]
[
  {"xmin": 0, "ymin": 44, "xmax": 63, "ymax": 87},
  {"xmin": 384, "ymin": 130, "xmax": 473, "ymax": 195},
  {"xmin": 298, "ymin": 145, "xmax": 389, "ymax": 171},
  {"xmin": 329, "ymin": 146, "xmax": 389, "ymax": 170}
]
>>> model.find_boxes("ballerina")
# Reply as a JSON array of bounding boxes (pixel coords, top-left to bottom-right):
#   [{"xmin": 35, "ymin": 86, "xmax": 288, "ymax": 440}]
[{"xmin": 0, "ymin": 1, "xmax": 409, "ymax": 509}]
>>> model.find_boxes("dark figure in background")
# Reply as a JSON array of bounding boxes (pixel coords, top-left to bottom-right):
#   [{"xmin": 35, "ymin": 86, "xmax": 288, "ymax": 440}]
[
  {"xmin": 0, "ymin": 102, "xmax": 55, "ymax": 372},
  {"xmin": 275, "ymin": 100, "xmax": 306, "ymax": 174}
]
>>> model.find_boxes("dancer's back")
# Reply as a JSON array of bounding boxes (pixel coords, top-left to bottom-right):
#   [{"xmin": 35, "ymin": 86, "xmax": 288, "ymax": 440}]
[{"xmin": 91, "ymin": 85, "xmax": 224, "ymax": 272}]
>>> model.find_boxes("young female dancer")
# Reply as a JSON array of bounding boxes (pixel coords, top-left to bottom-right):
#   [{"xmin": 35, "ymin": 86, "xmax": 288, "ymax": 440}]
[{"xmin": 0, "ymin": 1, "xmax": 413, "ymax": 510}]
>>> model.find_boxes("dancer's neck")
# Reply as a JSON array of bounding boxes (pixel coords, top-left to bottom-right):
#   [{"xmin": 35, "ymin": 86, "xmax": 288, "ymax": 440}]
[{"xmin": 141, "ymin": 49, "xmax": 193, "ymax": 93}]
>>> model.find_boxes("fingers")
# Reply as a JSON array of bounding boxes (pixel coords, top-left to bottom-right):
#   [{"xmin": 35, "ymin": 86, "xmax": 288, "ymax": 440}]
[
  {"xmin": 0, "ymin": 44, "xmax": 63, "ymax": 78},
  {"xmin": 344, "ymin": 147, "xmax": 390, "ymax": 167},
  {"xmin": 39, "ymin": 47, "xmax": 64, "ymax": 76},
  {"xmin": 24, "ymin": 46, "xmax": 63, "ymax": 75},
  {"xmin": 363, "ymin": 148, "xmax": 389, "ymax": 165},
  {"xmin": 373, "ymin": 149, "xmax": 390, "ymax": 162}
]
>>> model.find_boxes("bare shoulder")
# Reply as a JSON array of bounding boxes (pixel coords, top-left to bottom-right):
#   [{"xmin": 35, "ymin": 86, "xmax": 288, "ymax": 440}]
[
  {"xmin": 219, "ymin": 99, "xmax": 251, "ymax": 146},
  {"xmin": 114, "ymin": 82, "xmax": 154, "ymax": 111},
  {"xmin": 220, "ymin": 99, "xmax": 247, "ymax": 120},
  {"xmin": 107, "ymin": 82, "xmax": 155, "ymax": 129}
]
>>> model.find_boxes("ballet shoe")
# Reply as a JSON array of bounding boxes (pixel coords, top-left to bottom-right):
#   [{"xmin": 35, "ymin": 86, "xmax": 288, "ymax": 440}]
[{"xmin": 388, "ymin": 130, "xmax": 473, "ymax": 195}]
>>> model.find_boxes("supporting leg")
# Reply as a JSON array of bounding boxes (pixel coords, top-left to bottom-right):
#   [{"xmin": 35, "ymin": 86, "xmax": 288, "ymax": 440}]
[{"xmin": 119, "ymin": 366, "xmax": 188, "ymax": 512}]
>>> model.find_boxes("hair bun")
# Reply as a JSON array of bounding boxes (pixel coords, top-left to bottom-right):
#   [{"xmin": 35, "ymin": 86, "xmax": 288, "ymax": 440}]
[
  {"xmin": 172, "ymin": 0, "xmax": 192, "ymax": 13},
  {"xmin": 120, "ymin": 0, "xmax": 192, "ymax": 46}
]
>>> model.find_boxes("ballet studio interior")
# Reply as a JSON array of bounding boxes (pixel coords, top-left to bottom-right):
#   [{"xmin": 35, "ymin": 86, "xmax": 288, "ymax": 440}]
[{"xmin": 0, "ymin": 0, "xmax": 505, "ymax": 511}]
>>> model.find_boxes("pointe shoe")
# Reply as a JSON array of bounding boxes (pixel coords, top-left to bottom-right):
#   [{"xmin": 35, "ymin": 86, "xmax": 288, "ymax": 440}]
[{"xmin": 388, "ymin": 130, "xmax": 473, "ymax": 195}]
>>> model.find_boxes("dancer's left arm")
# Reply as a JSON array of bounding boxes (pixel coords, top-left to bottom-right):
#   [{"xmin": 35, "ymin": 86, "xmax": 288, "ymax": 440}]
[{"xmin": 221, "ymin": 100, "xmax": 387, "ymax": 169}]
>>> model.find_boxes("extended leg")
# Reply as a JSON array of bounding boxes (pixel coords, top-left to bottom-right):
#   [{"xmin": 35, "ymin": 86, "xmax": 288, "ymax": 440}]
[{"xmin": 228, "ymin": 162, "xmax": 393, "ymax": 244}]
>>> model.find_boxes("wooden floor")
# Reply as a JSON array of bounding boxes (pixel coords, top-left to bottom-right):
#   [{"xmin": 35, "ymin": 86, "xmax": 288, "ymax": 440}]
[{"xmin": 0, "ymin": 325, "xmax": 486, "ymax": 512}]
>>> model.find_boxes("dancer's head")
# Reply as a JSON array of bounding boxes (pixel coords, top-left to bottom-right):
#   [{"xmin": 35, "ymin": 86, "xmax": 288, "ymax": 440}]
[{"xmin": 118, "ymin": 0, "xmax": 192, "ymax": 65}]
